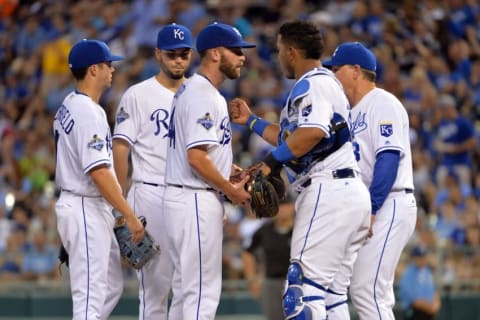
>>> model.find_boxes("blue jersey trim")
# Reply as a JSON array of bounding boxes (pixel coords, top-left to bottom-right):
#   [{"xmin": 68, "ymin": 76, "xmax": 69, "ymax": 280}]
[
  {"xmin": 300, "ymin": 183, "xmax": 322, "ymax": 260},
  {"xmin": 373, "ymin": 199, "xmax": 396, "ymax": 319},
  {"xmin": 134, "ymin": 187, "xmax": 146, "ymax": 320},
  {"xmin": 376, "ymin": 146, "xmax": 402, "ymax": 155},
  {"xmin": 326, "ymin": 299, "xmax": 348, "ymax": 311},
  {"xmin": 81, "ymin": 197, "xmax": 90, "ymax": 320},
  {"xmin": 112, "ymin": 133, "xmax": 135, "ymax": 145},
  {"xmin": 194, "ymin": 193, "xmax": 202, "ymax": 320},
  {"xmin": 186, "ymin": 140, "xmax": 219, "ymax": 149},
  {"xmin": 290, "ymin": 79, "xmax": 310, "ymax": 105},
  {"xmin": 83, "ymin": 159, "xmax": 110, "ymax": 173}
]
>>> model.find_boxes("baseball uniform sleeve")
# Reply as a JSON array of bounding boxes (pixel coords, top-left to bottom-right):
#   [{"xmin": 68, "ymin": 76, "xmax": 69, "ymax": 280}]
[
  {"xmin": 296, "ymin": 78, "xmax": 334, "ymax": 137},
  {"xmin": 370, "ymin": 92, "xmax": 407, "ymax": 156},
  {"xmin": 183, "ymin": 95, "xmax": 221, "ymax": 149},
  {"xmin": 113, "ymin": 87, "xmax": 141, "ymax": 145},
  {"xmin": 75, "ymin": 109, "xmax": 111, "ymax": 173}
]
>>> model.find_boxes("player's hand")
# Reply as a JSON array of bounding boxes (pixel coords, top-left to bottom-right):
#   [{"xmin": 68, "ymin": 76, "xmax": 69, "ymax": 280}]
[
  {"xmin": 248, "ymin": 278, "xmax": 261, "ymax": 298},
  {"xmin": 229, "ymin": 163, "xmax": 244, "ymax": 183},
  {"xmin": 226, "ymin": 174, "xmax": 251, "ymax": 205},
  {"xmin": 367, "ymin": 214, "xmax": 376, "ymax": 238},
  {"xmin": 125, "ymin": 214, "xmax": 145, "ymax": 243},
  {"xmin": 229, "ymin": 98, "xmax": 252, "ymax": 125}
]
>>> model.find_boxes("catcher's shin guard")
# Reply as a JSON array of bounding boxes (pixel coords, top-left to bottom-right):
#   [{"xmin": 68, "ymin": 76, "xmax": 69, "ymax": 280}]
[{"xmin": 283, "ymin": 260, "xmax": 326, "ymax": 320}]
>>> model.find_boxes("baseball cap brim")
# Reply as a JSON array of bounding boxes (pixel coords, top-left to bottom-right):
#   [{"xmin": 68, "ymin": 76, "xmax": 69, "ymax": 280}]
[
  {"xmin": 107, "ymin": 55, "xmax": 124, "ymax": 62},
  {"xmin": 322, "ymin": 59, "xmax": 336, "ymax": 67},
  {"xmin": 230, "ymin": 40, "xmax": 256, "ymax": 48},
  {"xmin": 159, "ymin": 44, "xmax": 193, "ymax": 50}
]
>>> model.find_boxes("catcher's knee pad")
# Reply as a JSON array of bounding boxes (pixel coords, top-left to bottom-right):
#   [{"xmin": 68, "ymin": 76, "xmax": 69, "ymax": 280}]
[{"xmin": 283, "ymin": 260, "xmax": 325, "ymax": 320}]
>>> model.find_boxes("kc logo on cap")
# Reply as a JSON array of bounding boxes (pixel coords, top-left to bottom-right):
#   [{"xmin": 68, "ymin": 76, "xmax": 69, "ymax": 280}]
[{"xmin": 157, "ymin": 23, "xmax": 193, "ymax": 50}]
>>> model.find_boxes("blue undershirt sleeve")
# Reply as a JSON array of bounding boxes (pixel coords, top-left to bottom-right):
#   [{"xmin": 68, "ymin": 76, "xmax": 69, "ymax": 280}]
[{"xmin": 370, "ymin": 150, "xmax": 401, "ymax": 215}]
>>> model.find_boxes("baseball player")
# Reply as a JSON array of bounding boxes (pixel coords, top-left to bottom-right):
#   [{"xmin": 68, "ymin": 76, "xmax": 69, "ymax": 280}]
[
  {"xmin": 229, "ymin": 21, "xmax": 371, "ymax": 320},
  {"xmin": 163, "ymin": 22, "xmax": 254, "ymax": 319},
  {"xmin": 53, "ymin": 39, "xmax": 144, "ymax": 320},
  {"xmin": 112, "ymin": 24, "xmax": 193, "ymax": 320},
  {"xmin": 323, "ymin": 42, "xmax": 417, "ymax": 319}
]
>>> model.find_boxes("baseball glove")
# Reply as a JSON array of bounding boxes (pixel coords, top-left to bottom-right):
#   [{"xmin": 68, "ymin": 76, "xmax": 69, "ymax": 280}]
[
  {"xmin": 114, "ymin": 215, "xmax": 159, "ymax": 269},
  {"xmin": 243, "ymin": 163, "xmax": 281, "ymax": 218}
]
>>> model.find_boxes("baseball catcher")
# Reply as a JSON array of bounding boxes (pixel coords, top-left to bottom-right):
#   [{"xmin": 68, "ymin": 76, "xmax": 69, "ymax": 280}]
[
  {"xmin": 231, "ymin": 162, "xmax": 286, "ymax": 218},
  {"xmin": 113, "ymin": 213, "xmax": 159, "ymax": 269}
]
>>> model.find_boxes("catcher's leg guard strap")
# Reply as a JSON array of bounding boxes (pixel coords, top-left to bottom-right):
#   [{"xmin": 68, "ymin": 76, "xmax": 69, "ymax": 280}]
[{"xmin": 283, "ymin": 261, "xmax": 326, "ymax": 320}]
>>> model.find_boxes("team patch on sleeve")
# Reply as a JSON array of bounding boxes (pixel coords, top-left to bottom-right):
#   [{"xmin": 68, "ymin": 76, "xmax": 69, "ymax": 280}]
[
  {"xmin": 197, "ymin": 112, "xmax": 214, "ymax": 130},
  {"xmin": 87, "ymin": 134, "xmax": 105, "ymax": 151},
  {"xmin": 116, "ymin": 107, "xmax": 130, "ymax": 124},
  {"xmin": 380, "ymin": 122, "xmax": 393, "ymax": 137}
]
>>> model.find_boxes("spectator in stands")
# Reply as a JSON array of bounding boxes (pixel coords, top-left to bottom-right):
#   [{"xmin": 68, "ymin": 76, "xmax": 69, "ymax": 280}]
[
  {"xmin": 21, "ymin": 230, "xmax": 58, "ymax": 281},
  {"xmin": 399, "ymin": 245, "xmax": 441, "ymax": 320},
  {"xmin": 434, "ymin": 94, "xmax": 476, "ymax": 188},
  {"xmin": 242, "ymin": 197, "xmax": 294, "ymax": 320}
]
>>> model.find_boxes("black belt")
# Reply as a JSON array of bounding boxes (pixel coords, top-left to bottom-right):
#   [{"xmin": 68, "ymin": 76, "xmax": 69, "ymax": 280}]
[
  {"xmin": 142, "ymin": 181, "xmax": 162, "ymax": 187},
  {"xmin": 404, "ymin": 188, "xmax": 414, "ymax": 194},
  {"xmin": 300, "ymin": 168, "xmax": 356, "ymax": 189},
  {"xmin": 167, "ymin": 183, "xmax": 215, "ymax": 192}
]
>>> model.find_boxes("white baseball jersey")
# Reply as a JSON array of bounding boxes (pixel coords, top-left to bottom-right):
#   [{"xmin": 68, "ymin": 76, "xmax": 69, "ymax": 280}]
[
  {"xmin": 163, "ymin": 73, "xmax": 233, "ymax": 319},
  {"xmin": 112, "ymin": 76, "xmax": 183, "ymax": 319},
  {"xmin": 113, "ymin": 76, "xmax": 173, "ymax": 185},
  {"xmin": 327, "ymin": 87, "xmax": 417, "ymax": 320},
  {"xmin": 54, "ymin": 90, "xmax": 123, "ymax": 320},
  {"xmin": 280, "ymin": 68, "xmax": 370, "ymax": 319},
  {"xmin": 54, "ymin": 90, "xmax": 115, "ymax": 196},
  {"xmin": 349, "ymin": 87, "xmax": 414, "ymax": 190},
  {"xmin": 166, "ymin": 73, "xmax": 233, "ymax": 187},
  {"xmin": 278, "ymin": 67, "xmax": 359, "ymax": 183}
]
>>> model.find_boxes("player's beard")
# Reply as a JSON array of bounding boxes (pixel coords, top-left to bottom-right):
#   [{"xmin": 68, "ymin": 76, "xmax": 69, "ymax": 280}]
[
  {"xmin": 219, "ymin": 55, "xmax": 241, "ymax": 79},
  {"xmin": 159, "ymin": 60, "xmax": 185, "ymax": 80}
]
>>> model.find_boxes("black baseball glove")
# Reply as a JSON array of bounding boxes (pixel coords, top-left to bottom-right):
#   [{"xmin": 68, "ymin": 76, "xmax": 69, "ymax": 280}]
[
  {"xmin": 114, "ymin": 215, "xmax": 159, "ymax": 269},
  {"xmin": 237, "ymin": 162, "xmax": 285, "ymax": 218}
]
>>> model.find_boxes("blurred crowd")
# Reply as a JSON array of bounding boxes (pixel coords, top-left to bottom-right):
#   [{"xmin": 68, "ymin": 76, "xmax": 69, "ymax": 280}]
[{"xmin": 0, "ymin": 0, "xmax": 479, "ymax": 300}]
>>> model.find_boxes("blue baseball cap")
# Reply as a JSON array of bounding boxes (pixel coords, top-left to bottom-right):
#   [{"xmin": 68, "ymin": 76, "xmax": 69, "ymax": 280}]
[
  {"xmin": 68, "ymin": 39, "xmax": 123, "ymax": 69},
  {"xmin": 196, "ymin": 22, "xmax": 256, "ymax": 52},
  {"xmin": 323, "ymin": 42, "xmax": 376, "ymax": 72},
  {"xmin": 157, "ymin": 23, "xmax": 193, "ymax": 50}
]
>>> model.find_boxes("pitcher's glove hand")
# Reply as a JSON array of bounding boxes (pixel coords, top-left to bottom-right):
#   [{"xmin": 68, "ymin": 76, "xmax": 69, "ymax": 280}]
[
  {"xmin": 114, "ymin": 215, "xmax": 159, "ymax": 269},
  {"xmin": 248, "ymin": 169, "xmax": 280, "ymax": 218}
]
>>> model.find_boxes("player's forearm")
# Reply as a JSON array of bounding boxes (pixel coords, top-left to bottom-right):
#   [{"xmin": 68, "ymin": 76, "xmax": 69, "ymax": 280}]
[
  {"xmin": 112, "ymin": 139, "xmax": 131, "ymax": 195},
  {"xmin": 241, "ymin": 251, "xmax": 257, "ymax": 282},
  {"xmin": 187, "ymin": 147, "xmax": 235, "ymax": 195},
  {"xmin": 245, "ymin": 114, "xmax": 280, "ymax": 146},
  {"xmin": 89, "ymin": 166, "xmax": 135, "ymax": 219},
  {"xmin": 285, "ymin": 127, "xmax": 325, "ymax": 158}
]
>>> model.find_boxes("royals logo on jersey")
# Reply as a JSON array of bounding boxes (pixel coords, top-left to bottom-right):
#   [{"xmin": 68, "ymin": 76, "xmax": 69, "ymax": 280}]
[
  {"xmin": 150, "ymin": 108, "xmax": 169, "ymax": 137},
  {"xmin": 350, "ymin": 112, "xmax": 367, "ymax": 136},
  {"xmin": 219, "ymin": 116, "xmax": 231, "ymax": 145},
  {"xmin": 197, "ymin": 113, "xmax": 214, "ymax": 130},
  {"xmin": 380, "ymin": 122, "xmax": 393, "ymax": 137},
  {"xmin": 88, "ymin": 134, "xmax": 105, "ymax": 151}
]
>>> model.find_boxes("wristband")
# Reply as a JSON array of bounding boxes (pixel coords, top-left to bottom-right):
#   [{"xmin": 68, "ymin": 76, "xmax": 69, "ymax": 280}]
[
  {"xmin": 246, "ymin": 114, "xmax": 269, "ymax": 136},
  {"xmin": 263, "ymin": 143, "xmax": 295, "ymax": 174},
  {"xmin": 272, "ymin": 142, "xmax": 296, "ymax": 163}
]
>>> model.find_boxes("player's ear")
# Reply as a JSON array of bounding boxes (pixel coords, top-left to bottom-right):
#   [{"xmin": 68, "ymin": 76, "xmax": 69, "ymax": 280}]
[{"xmin": 154, "ymin": 48, "xmax": 162, "ymax": 61}]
